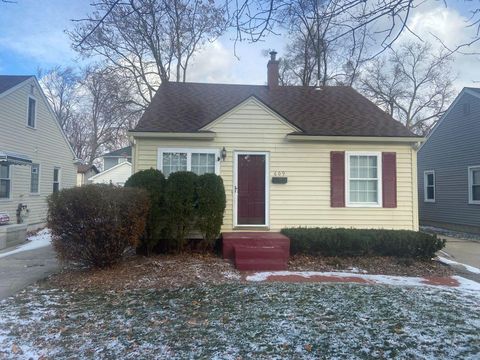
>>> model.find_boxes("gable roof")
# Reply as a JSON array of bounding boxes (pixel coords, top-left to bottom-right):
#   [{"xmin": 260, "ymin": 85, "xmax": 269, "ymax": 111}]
[
  {"xmin": 77, "ymin": 164, "xmax": 100, "ymax": 174},
  {"xmin": 0, "ymin": 75, "xmax": 33, "ymax": 95},
  {"xmin": 88, "ymin": 161, "xmax": 132, "ymax": 181},
  {"xmin": 133, "ymin": 82, "xmax": 417, "ymax": 137},
  {"xmin": 420, "ymin": 87, "xmax": 480, "ymax": 151},
  {"xmin": 103, "ymin": 146, "xmax": 132, "ymax": 157},
  {"xmin": 465, "ymin": 87, "xmax": 480, "ymax": 95}
]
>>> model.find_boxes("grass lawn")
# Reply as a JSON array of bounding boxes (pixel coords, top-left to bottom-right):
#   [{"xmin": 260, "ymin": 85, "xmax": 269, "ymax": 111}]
[{"xmin": 0, "ymin": 283, "xmax": 479, "ymax": 359}]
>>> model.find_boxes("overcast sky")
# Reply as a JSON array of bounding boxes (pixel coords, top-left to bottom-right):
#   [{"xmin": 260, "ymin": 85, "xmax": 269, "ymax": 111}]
[{"xmin": 0, "ymin": 0, "xmax": 478, "ymax": 91}]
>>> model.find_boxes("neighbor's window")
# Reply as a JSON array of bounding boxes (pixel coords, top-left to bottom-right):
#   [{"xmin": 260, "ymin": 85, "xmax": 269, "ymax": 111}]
[
  {"xmin": 468, "ymin": 166, "xmax": 480, "ymax": 204},
  {"xmin": 27, "ymin": 97, "xmax": 36, "ymax": 128},
  {"xmin": 0, "ymin": 163, "xmax": 11, "ymax": 199},
  {"xmin": 346, "ymin": 153, "xmax": 381, "ymax": 206},
  {"xmin": 159, "ymin": 148, "xmax": 218, "ymax": 177},
  {"xmin": 30, "ymin": 163, "xmax": 40, "ymax": 193},
  {"xmin": 424, "ymin": 170, "xmax": 435, "ymax": 202},
  {"xmin": 53, "ymin": 168, "xmax": 60, "ymax": 193}
]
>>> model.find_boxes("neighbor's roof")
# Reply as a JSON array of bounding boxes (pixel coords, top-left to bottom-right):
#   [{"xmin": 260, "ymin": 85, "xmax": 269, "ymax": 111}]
[
  {"xmin": 77, "ymin": 164, "xmax": 99, "ymax": 174},
  {"xmin": 0, "ymin": 75, "xmax": 33, "ymax": 95},
  {"xmin": 465, "ymin": 87, "xmax": 480, "ymax": 95},
  {"xmin": 103, "ymin": 146, "xmax": 132, "ymax": 157},
  {"xmin": 133, "ymin": 82, "xmax": 418, "ymax": 137}
]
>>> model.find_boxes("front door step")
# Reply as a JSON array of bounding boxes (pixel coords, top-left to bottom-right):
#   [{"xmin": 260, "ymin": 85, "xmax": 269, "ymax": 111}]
[{"xmin": 234, "ymin": 245, "xmax": 288, "ymax": 271}]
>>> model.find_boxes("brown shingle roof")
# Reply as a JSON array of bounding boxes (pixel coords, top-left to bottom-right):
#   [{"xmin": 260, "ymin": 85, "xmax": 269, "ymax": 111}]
[{"xmin": 134, "ymin": 82, "xmax": 417, "ymax": 137}]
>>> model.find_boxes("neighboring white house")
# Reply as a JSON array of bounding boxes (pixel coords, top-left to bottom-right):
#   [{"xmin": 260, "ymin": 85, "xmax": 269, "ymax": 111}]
[
  {"xmin": 0, "ymin": 75, "xmax": 78, "ymax": 239},
  {"xmin": 88, "ymin": 161, "xmax": 132, "ymax": 186},
  {"xmin": 76, "ymin": 164, "xmax": 99, "ymax": 186}
]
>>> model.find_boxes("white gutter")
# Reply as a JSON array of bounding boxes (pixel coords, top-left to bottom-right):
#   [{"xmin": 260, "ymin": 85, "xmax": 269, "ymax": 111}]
[
  {"xmin": 286, "ymin": 134, "xmax": 425, "ymax": 143},
  {"xmin": 128, "ymin": 131, "xmax": 215, "ymax": 140}
]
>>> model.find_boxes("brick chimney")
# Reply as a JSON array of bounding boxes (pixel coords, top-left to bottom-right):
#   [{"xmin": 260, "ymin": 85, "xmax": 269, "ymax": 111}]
[{"xmin": 267, "ymin": 51, "xmax": 279, "ymax": 89}]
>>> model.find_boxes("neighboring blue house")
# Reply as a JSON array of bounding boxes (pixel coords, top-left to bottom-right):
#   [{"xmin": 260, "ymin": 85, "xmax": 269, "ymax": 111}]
[{"xmin": 418, "ymin": 87, "xmax": 480, "ymax": 233}]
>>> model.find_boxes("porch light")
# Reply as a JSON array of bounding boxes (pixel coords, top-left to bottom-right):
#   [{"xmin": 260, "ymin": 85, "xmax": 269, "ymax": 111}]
[{"xmin": 221, "ymin": 147, "xmax": 227, "ymax": 161}]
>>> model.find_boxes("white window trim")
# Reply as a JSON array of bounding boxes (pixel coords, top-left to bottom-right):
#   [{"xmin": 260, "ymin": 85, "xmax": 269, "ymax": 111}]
[
  {"xmin": 30, "ymin": 163, "xmax": 41, "ymax": 195},
  {"xmin": 345, "ymin": 151, "xmax": 382, "ymax": 208},
  {"xmin": 53, "ymin": 167, "xmax": 61, "ymax": 193},
  {"xmin": 468, "ymin": 165, "xmax": 480, "ymax": 205},
  {"xmin": 0, "ymin": 163, "xmax": 12, "ymax": 201},
  {"xmin": 27, "ymin": 95, "xmax": 37, "ymax": 129},
  {"xmin": 423, "ymin": 170, "xmax": 436, "ymax": 203},
  {"xmin": 157, "ymin": 148, "xmax": 220, "ymax": 176},
  {"xmin": 233, "ymin": 151, "xmax": 270, "ymax": 227}
]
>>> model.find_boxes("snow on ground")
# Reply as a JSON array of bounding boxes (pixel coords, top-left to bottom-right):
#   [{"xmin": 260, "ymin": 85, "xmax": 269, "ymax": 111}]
[
  {"xmin": 0, "ymin": 283, "xmax": 479, "ymax": 359},
  {"xmin": 437, "ymin": 256, "xmax": 480, "ymax": 275},
  {"xmin": 0, "ymin": 228, "xmax": 51, "ymax": 259},
  {"xmin": 246, "ymin": 271, "xmax": 480, "ymax": 293}
]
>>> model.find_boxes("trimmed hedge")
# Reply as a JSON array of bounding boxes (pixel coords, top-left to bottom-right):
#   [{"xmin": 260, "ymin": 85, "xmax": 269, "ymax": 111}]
[
  {"xmin": 125, "ymin": 169, "xmax": 166, "ymax": 255},
  {"xmin": 196, "ymin": 173, "xmax": 226, "ymax": 249},
  {"xmin": 164, "ymin": 171, "xmax": 198, "ymax": 251},
  {"xmin": 281, "ymin": 227, "xmax": 445, "ymax": 259},
  {"xmin": 47, "ymin": 185, "xmax": 149, "ymax": 268}
]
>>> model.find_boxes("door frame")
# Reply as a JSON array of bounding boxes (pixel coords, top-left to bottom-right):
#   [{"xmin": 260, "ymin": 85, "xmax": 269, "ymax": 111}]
[{"xmin": 233, "ymin": 151, "xmax": 270, "ymax": 228}]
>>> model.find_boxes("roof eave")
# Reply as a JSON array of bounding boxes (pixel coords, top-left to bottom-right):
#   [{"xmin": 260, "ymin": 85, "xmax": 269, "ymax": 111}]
[
  {"xmin": 128, "ymin": 131, "xmax": 216, "ymax": 140},
  {"xmin": 286, "ymin": 134, "xmax": 425, "ymax": 143}
]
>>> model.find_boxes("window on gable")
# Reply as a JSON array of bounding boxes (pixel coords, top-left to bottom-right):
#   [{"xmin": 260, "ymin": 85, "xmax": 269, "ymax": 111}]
[
  {"xmin": 27, "ymin": 97, "xmax": 36, "ymax": 128},
  {"xmin": 159, "ymin": 148, "xmax": 218, "ymax": 178},
  {"xmin": 468, "ymin": 166, "xmax": 480, "ymax": 204},
  {"xmin": 346, "ymin": 153, "xmax": 382, "ymax": 206},
  {"xmin": 424, "ymin": 170, "xmax": 435, "ymax": 202},
  {"xmin": 53, "ymin": 168, "xmax": 60, "ymax": 193},
  {"xmin": 30, "ymin": 163, "xmax": 40, "ymax": 193},
  {"xmin": 0, "ymin": 163, "xmax": 11, "ymax": 199},
  {"xmin": 463, "ymin": 103, "xmax": 471, "ymax": 115}
]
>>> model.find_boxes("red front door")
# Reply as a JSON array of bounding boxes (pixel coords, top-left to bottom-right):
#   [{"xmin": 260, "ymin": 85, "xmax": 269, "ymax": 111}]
[{"xmin": 237, "ymin": 154, "xmax": 266, "ymax": 225}]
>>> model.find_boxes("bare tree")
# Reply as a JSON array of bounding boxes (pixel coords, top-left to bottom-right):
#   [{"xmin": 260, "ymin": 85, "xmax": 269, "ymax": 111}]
[
  {"xmin": 69, "ymin": 0, "xmax": 226, "ymax": 108},
  {"xmin": 38, "ymin": 66, "xmax": 79, "ymax": 131},
  {"xmin": 75, "ymin": 66, "xmax": 138, "ymax": 165},
  {"xmin": 360, "ymin": 41, "xmax": 456, "ymax": 135},
  {"xmin": 269, "ymin": 0, "xmax": 372, "ymax": 87}
]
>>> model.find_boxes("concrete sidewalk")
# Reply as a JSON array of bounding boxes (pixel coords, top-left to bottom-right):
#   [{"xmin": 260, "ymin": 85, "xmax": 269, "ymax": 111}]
[
  {"xmin": 0, "ymin": 245, "xmax": 59, "ymax": 300},
  {"xmin": 441, "ymin": 236, "xmax": 480, "ymax": 269},
  {"xmin": 437, "ymin": 236, "xmax": 480, "ymax": 283}
]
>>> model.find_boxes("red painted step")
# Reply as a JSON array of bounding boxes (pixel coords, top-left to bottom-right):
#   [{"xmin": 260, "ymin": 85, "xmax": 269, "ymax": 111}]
[
  {"xmin": 234, "ymin": 245, "xmax": 288, "ymax": 271},
  {"xmin": 222, "ymin": 232, "xmax": 290, "ymax": 261}
]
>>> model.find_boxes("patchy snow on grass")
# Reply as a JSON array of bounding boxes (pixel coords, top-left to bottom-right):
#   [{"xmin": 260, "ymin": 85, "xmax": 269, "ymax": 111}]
[
  {"xmin": 437, "ymin": 256, "xmax": 480, "ymax": 275},
  {"xmin": 0, "ymin": 228, "xmax": 51, "ymax": 259},
  {"xmin": 0, "ymin": 283, "xmax": 479, "ymax": 359},
  {"xmin": 246, "ymin": 271, "xmax": 480, "ymax": 293}
]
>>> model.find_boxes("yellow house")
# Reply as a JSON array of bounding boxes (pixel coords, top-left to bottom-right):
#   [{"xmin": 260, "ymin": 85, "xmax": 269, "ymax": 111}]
[{"xmin": 129, "ymin": 52, "xmax": 423, "ymax": 233}]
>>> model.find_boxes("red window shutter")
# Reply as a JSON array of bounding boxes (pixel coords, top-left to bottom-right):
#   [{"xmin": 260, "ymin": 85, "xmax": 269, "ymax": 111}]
[
  {"xmin": 382, "ymin": 152, "xmax": 397, "ymax": 208},
  {"xmin": 331, "ymin": 151, "xmax": 345, "ymax": 207}
]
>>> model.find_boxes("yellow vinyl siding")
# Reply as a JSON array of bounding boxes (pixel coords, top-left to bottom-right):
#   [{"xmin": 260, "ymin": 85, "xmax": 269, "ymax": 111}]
[
  {"xmin": 133, "ymin": 98, "xmax": 419, "ymax": 231},
  {"xmin": 0, "ymin": 79, "xmax": 76, "ymax": 228}
]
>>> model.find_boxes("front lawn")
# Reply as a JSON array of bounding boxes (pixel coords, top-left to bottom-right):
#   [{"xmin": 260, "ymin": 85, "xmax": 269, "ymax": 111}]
[{"xmin": 1, "ymin": 283, "xmax": 479, "ymax": 359}]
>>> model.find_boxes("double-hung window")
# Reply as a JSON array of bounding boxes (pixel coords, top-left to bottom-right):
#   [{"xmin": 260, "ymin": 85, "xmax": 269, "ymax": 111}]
[
  {"xmin": 424, "ymin": 170, "xmax": 435, "ymax": 202},
  {"xmin": 468, "ymin": 166, "xmax": 480, "ymax": 204},
  {"xmin": 53, "ymin": 168, "xmax": 60, "ymax": 193},
  {"xmin": 0, "ymin": 163, "xmax": 11, "ymax": 199},
  {"xmin": 27, "ymin": 97, "xmax": 36, "ymax": 128},
  {"xmin": 346, "ymin": 153, "xmax": 382, "ymax": 206},
  {"xmin": 158, "ymin": 148, "xmax": 218, "ymax": 177},
  {"xmin": 30, "ymin": 163, "xmax": 40, "ymax": 193}
]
